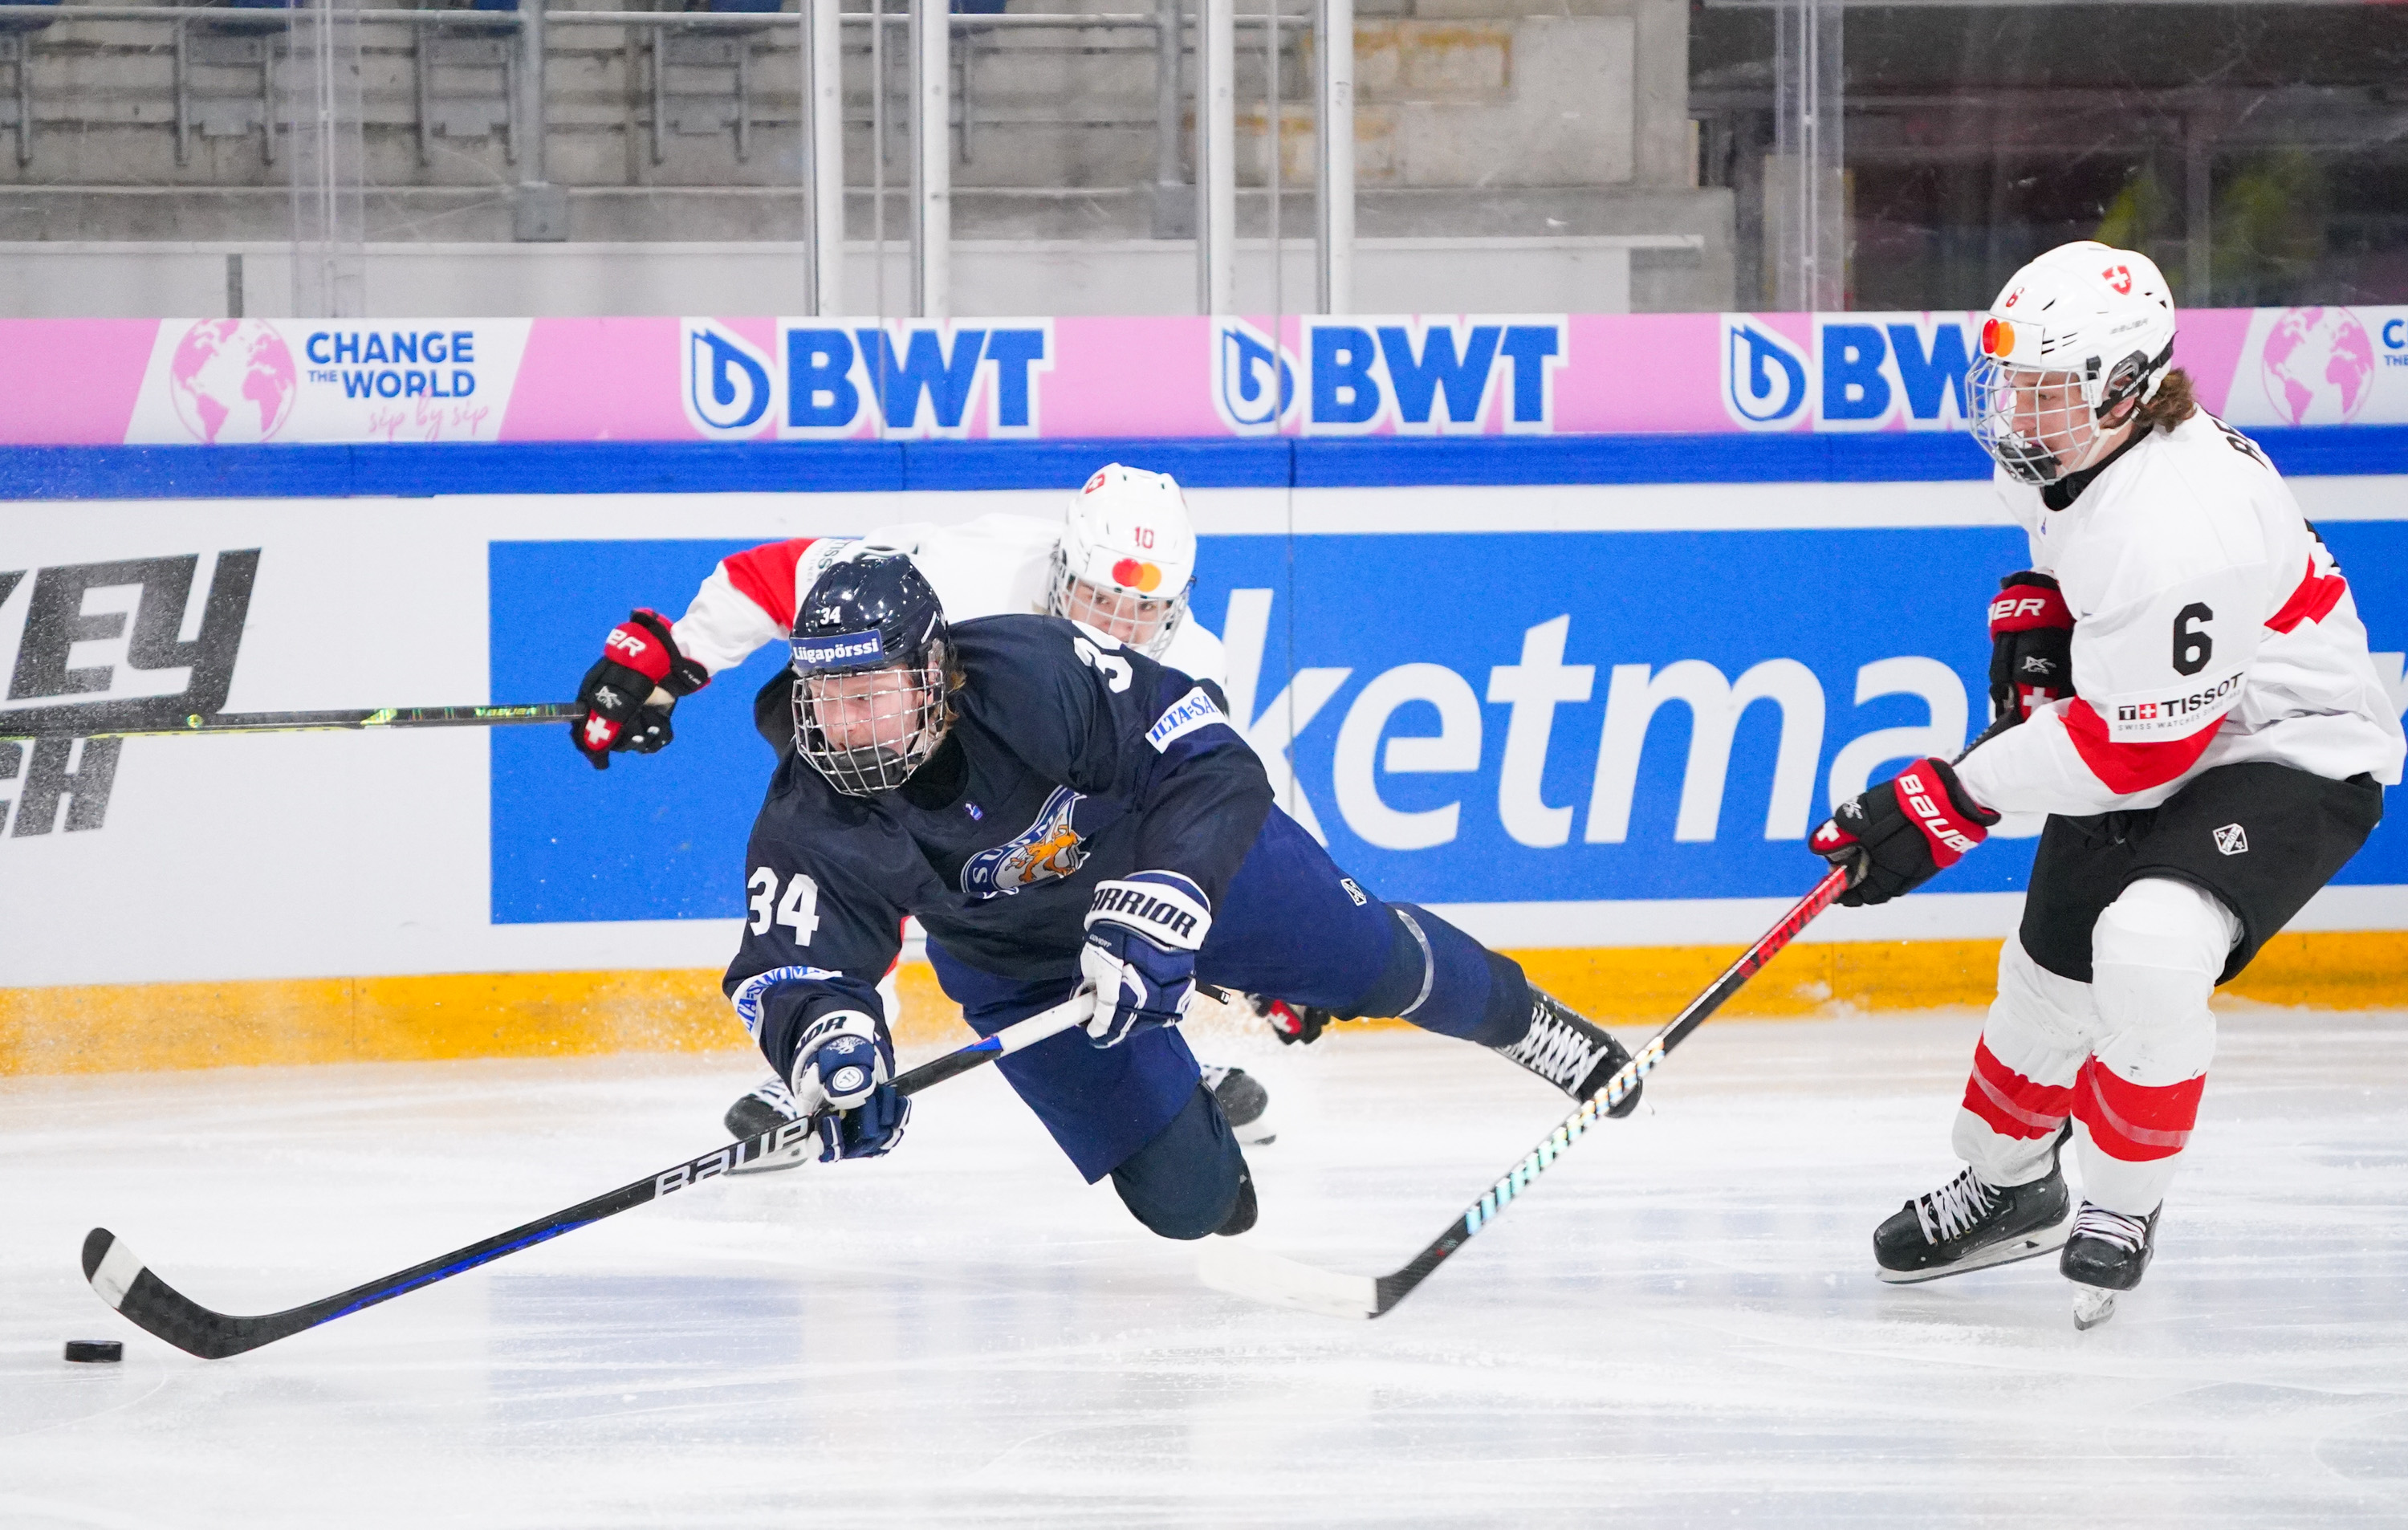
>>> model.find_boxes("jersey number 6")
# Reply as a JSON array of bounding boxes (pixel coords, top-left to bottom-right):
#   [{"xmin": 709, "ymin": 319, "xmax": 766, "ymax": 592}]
[
  {"xmin": 747, "ymin": 867, "xmax": 823, "ymax": 943},
  {"xmin": 2172, "ymin": 602, "xmax": 2215, "ymax": 678}
]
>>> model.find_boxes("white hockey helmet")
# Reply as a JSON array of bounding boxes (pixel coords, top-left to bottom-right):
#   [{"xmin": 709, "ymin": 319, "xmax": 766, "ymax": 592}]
[
  {"xmin": 1047, "ymin": 463, "xmax": 1198, "ymax": 657},
  {"xmin": 1969, "ymin": 241, "xmax": 2178, "ymax": 486}
]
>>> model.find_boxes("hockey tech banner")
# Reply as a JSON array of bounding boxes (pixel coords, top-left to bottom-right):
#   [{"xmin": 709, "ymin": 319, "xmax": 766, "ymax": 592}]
[{"xmin": 2, "ymin": 305, "xmax": 2403, "ymax": 444}]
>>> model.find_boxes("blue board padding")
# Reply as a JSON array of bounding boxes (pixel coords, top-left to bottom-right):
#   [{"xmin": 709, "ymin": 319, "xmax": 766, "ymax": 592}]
[{"xmin": 10, "ymin": 425, "xmax": 2403, "ymax": 499}]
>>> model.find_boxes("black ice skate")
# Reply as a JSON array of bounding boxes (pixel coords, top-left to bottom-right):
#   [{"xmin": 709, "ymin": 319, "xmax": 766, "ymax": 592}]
[
  {"xmin": 1201, "ymin": 1064, "xmax": 1276, "ymax": 1145},
  {"xmin": 1873, "ymin": 1128, "xmax": 2071, "ymax": 1284},
  {"xmin": 723, "ymin": 1078, "xmax": 811, "ymax": 1174},
  {"xmin": 2063, "ymin": 1201, "xmax": 2161, "ymax": 1331},
  {"xmin": 1495, "ymin": 991, "xmax": 1641, "ymax": 1116}
]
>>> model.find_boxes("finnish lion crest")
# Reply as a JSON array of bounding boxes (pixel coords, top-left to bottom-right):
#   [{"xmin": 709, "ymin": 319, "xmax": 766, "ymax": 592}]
[{"xmin": 960, "ymin": 786, "xmax": 1089, "ymax": 898}]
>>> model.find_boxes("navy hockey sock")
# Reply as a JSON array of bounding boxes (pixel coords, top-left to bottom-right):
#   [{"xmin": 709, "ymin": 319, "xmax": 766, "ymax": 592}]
[
  {"xmin": 1352, "ymin": 904, "xmax": 1531, "ymax": 1048},
  {"xmin": 1109, "ymin": 1082, "xmax": 1248, "ymax": 1240}
]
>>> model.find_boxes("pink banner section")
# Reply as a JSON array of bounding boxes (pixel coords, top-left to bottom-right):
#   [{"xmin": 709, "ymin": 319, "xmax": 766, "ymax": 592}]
[{"xmin": 2, "ymin": 307, "xmax": 2400, "ymax": 446}]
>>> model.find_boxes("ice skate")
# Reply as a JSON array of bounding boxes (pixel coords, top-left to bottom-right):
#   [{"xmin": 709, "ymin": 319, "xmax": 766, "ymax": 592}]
[
  {"xmin": 723, "ymin": 1078, "xmax": 812, "ymax": 1174},
  {"xmin": 2064, "ymin": 1202, "xmax": 2160, "ymax": 1330},
  {"xmin": 1496, "ymin": 990, "xmax": 1642, "ymax": 1115},
  {"xmin": 1874, "ymin": 1128, "xmax": 2071, "ymax": 1283},
  {"xmin": 1201, "ymin": 1063, "xmax": 1276, "ymax": 1145}
]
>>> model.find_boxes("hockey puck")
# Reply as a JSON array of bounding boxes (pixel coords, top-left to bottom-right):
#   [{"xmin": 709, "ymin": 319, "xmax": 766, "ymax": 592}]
[{"xmin": 63, "ymin": 1339, "xmax": 123, "ymax": 1364}]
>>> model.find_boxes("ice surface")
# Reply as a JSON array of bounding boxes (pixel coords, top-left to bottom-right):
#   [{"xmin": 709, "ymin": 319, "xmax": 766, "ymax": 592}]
[{"xmin": 6, "ymin": 1008, "xmax": 2408, "ymax": 1528}]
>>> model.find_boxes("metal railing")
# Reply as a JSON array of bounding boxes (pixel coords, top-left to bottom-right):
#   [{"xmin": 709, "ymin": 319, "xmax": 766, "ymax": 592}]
[{"xmin": 0, "ymin": 0, "xmax": 1352, "ymax": 317}]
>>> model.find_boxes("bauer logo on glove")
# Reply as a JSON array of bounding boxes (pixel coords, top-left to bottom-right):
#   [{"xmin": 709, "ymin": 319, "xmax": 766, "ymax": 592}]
[{"xmin": 1812, "ymin": 758, "xmax": 2000, "ymax": 907}]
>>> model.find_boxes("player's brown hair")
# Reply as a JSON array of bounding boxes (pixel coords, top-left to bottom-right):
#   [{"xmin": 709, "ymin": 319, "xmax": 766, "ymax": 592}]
[{"xmin": 2136, "ymin": 367, "xmax": 2197, "ymax": 431}]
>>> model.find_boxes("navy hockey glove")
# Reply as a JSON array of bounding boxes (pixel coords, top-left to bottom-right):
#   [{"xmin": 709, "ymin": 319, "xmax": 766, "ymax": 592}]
[
  {"xmin": 1811, "ymin": 758, "xmax": 2000, "ymax": 907},
  {"xmin": 1987, "ymin": 572, "xmax": 2073, "ymax": 725},
  {"xmin": 788, "ymin": 1009, "xmax": 909, "ymax": 1161},
  {"xmin": 1080, "ymin": 872, "xmax": 1210, "ymax": 1048},
  {"xmin": 573, "ymin": 608, "xmax": 710, "ymax": 770}
]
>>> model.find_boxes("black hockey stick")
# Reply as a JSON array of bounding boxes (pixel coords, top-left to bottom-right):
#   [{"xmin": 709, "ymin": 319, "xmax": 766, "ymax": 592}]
[
  {"xmin": 1, "ymin": 702, "xmax": 583, "ymax": 741},
  {"xmin": 81, "ymin": 991, "xmax": 1096, "ymax": 1359},
  {"xmin": 1198, "ymin": 865, "xmax": 1853, "ymax": 1319}
]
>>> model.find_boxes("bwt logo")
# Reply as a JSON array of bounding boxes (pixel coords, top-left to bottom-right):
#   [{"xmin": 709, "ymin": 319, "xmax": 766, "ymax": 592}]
[
  {"xmin": 1298, "ymin": 318, "xmax": 1566, "ymax": 434},
  {"xmin": 1213, "ymin": 319, "xmax": 1298, "ymax": 434},
  {"xmin": 0, "ymin": 549, "xmax": 259, "ymax": 839},
  {"xmin": 1721, "ymin": 314, "xmax": 1980, "ymax": 431},
  {"xmin": 681, "ymin": 319, "xmax": 1054, "ymax": 440}
]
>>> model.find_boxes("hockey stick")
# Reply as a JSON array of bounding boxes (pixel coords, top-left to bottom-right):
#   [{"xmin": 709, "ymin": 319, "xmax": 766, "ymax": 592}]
[
  {"xmin": 1198, "ymin": 865, "xmax": 1853, "ymax": 1319},
  {"xmin": 81, "ymin": 991, "xmax": 1097, "ymax": 1359},
  {"xmin": 0, "ymin": 702, "xmax": 583, "ymax": 741}
]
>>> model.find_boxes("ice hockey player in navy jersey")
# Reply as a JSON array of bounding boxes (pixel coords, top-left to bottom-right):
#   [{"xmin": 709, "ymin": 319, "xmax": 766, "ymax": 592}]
[
  {"xmin": 722, "ymin": 547, "xmax": 1642, "ymax": 1239},
  {"xmin": 1808, "ymin": 242, "xmax": 2403, "ymax": 1327},
  {"xmin": 564, "ymin": 464, "xmax": 1287, "ymax": 1157}
]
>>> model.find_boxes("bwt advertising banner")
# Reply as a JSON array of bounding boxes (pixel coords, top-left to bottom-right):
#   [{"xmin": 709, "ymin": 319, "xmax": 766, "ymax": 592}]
[
  {"xmin": 6, "ymin": 482, "xmax": 2401, "ymax": 991},
  {"xmin": 2, "ymin": 305, "xmax": 2404, "ymax": 444}
]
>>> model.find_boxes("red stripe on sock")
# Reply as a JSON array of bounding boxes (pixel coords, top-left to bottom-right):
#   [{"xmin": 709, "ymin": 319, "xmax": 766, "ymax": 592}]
[
  {"xmin": 1959, "ymin": 1040, "xmax": 2075, "ymax": 1140},
  {"xmin": 2074, "ymin": 1057, "xmax": 2205, "ymax": 1162}
]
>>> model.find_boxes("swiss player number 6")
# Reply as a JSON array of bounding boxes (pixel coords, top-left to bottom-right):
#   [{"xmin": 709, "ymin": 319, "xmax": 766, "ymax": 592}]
[{"xmin": 2171, "ymin": 602, "xmax": 2215, "ymax": 677}]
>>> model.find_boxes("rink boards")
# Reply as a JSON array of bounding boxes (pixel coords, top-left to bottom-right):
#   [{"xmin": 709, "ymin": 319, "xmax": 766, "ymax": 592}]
[{"xmin": 2, "ymin": 447, "xmax": 2406, "ymax": 1072}]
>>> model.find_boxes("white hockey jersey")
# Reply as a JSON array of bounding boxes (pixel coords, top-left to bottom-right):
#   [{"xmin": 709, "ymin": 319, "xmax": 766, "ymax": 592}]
[
  {"xmin": 1955, "ymin": 412, "xmax": 2405, "ymax": 819},
  {"xmin": 667, "ymin": 512, "xmax": 1229, "ymax": 686}
]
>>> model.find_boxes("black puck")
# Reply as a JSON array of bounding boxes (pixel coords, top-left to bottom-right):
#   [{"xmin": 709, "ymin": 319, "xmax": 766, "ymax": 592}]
[{"xmin": 63, "ymin": 1339, "xmax": 124, "ymax": 1364}]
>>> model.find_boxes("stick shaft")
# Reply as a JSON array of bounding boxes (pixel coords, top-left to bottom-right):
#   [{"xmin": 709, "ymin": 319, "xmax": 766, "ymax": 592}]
[
  {"xmin": 1370, "ymin": 868, "xmax": 1852, "ymax": 1312},
  {"xmin": 85, "ymin": 991, "xmax": 1096, "ymax": 1357},
  {"xmin": 4, "ymin": 702, "xmax": 583, "ymax": 740}
]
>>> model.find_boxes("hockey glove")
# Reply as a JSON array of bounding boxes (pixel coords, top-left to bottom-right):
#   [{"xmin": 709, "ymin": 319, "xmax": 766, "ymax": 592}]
[
  {"xmin": 1812, "ymin": 758, "xmax": 2000, "ymax": 908},
  {"xmin": 573, "ymin": 609, "xmax": 711, "ymax": 770},
  {"xmin": 1251, "ymin": 994, "xmax": 1335, "ymax": 1046},
  {"xmin": 788, "ymin": 1008, "xmax": 909, "ymax": 1162},
  {"xmin": 1987, "ymin": 572, "xmax": 2073, "ymax": 726},
  {"xmin": 1080, "ymin": 871, "xmax": 1210, "ymax": 1048}
]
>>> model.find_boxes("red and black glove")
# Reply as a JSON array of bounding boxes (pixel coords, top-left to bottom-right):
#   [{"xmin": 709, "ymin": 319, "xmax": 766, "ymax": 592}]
[
  {"xmin": 1811, "ymin": 758, "xmax": 2000, "ymax": 907},
  {"xmin": 572, "ymin": 609, "xmax": 710, "ymax": 770},
  {"xmin": 1988, "ymin": 571, "xmax": 2073, "ymax": 725}
]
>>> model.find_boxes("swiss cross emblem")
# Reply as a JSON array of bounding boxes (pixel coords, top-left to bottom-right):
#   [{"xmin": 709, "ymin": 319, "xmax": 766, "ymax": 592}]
[
  {"xmin": 2105, "ymin": 264, "xmax": 2133, "ymax": 295},
  {"xmin": 2214, "ymin": 823, "xmax": 2249, "ymax": 856}
]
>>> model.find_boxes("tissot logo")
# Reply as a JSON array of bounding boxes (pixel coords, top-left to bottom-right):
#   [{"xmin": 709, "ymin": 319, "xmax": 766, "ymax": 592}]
[{"xmin": 0, "ymin": 549, "xmax": 259, "ymax": 838}]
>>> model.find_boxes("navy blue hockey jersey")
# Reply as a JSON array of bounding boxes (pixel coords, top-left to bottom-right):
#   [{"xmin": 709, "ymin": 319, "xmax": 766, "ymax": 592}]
[{"xmin": 724, "ymin": 614, "xmax": 1274, "ymax": 1078}]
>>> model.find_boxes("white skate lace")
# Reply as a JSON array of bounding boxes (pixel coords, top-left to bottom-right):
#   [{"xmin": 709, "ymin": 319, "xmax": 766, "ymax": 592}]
[
  {"xmin": 748, "ymin": 1078, "xmax": 802, "ymax": 1120},
  {"xmin": 1914, "ymin": 1170, "xmax": 1998, "ymax": 1243},
  {"xmin": 2071, "ymin": 1203, "xmax": 2150, "ymax": 1254},
  {"xmin": 1500, "ymin": 1007, "xmax": 1602, "ymax": 1088}
]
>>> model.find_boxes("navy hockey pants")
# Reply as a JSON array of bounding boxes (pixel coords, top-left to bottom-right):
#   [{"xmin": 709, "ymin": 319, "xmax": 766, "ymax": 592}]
[{"xmin": 926, "ymin": 806, "xmax": 1531, "ymax": 1202}]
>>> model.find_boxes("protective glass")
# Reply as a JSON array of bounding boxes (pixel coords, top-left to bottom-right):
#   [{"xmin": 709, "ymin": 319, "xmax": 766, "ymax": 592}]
[
  {"xmin": 1046, "ymin": 551, "xmax": 1191, "ymax": 659},
  {"xmin": 791, "ymin": 659, "xmax": 950, "ymax": 797},
  {"xmin": 1968, "ymin": 357, "xmax": 2102, "ymax": 486}
]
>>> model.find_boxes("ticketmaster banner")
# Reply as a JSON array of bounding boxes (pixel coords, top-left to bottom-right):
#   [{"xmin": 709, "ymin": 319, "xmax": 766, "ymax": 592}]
[
  {"xmin": 4, "ymin": 305, "xmax": 2403, "ymax": 445},
  {"xmin": 486, "ymin": 515, "xmax": 2408, "ymax": 940}
]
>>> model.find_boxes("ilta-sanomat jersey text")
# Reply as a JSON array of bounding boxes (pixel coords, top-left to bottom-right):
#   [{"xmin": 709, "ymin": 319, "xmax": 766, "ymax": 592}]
[
  {"xmin": 723, "ymin": 616, "xmax": 1270, "ymax": 1083},
  {"xmin": 1954, "ymin": 412, "xmax": 2406, "ymax": 818},
  {"xmin": 665, "ymin": 513, "xmax": 1227, "ymax": 686}
]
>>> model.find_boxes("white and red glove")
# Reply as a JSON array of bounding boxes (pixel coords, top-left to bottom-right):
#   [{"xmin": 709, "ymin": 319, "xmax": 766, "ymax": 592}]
[
  {"xmin": 1987, "ymin": 572, "xmax": 2074, "ymax": 725},
  {"xmin": 1811, "ymin": 758, "xmax": 2000, "ymax": 907},
  {"xmin": 572, "ymin": 609, "xmax": 711, "ymax": 770}
]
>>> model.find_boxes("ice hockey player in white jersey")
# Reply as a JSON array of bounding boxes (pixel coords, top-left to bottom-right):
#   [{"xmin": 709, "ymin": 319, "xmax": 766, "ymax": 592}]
[
  {"xmin": 1808, "ymin": 242, "xmax": 2402, "ymax": 1328},
  {"xmin": 567, "ymin": 465, "xmax": 1274, "ymax": 1155}
]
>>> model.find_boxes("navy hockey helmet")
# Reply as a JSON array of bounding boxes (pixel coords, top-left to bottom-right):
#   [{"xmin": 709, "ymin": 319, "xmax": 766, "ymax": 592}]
[{"xmin": 789, "ymin": 547, "xmax": 952, "ymax": 796}]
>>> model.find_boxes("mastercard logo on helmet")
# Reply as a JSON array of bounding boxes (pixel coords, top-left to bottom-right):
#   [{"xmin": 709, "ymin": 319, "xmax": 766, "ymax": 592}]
[
  {"xmin": 1981, "ymin": 318, "xmax": 2016, "ymax": 357},
  {"xmin": 1111, "ymin": 557, "xmax": 1165, "ymax": 592}
]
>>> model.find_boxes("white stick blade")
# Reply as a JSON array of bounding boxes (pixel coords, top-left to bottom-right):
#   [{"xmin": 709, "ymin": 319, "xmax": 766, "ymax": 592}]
[{"xmin": 1196, "ymin": 1240, "xmax": 1378, "ymax": 1320}]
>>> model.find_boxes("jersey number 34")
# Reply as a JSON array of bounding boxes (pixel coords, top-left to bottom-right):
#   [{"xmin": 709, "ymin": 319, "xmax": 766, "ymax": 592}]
[{"xmin": 748, "ymin": 868, "xmax": 822, "ymax": 943}]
